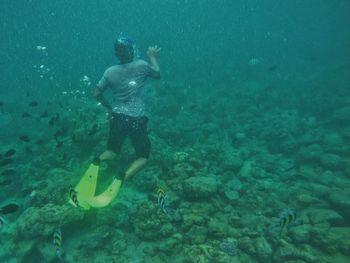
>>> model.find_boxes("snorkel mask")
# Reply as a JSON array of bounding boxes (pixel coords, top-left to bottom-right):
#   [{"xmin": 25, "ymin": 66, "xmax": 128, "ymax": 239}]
[{"xmin": 114, "ymin": 34, "xmax": 139, "ymax": 64}]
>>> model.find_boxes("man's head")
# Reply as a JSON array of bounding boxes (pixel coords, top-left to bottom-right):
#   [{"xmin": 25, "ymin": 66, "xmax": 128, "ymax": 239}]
[{"xmin": 114, "ymin": 35, "xmax": 137, "ymax": 64}]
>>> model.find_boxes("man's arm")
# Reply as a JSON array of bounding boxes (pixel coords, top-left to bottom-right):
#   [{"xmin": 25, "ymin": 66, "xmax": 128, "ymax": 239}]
[
  {"xmin": 147, "ymin": 46, "xmax": 161, "ymax": 78},
  {"xmin": 94, "ymin": 88, "xmax": 112, "ymax": 112}
]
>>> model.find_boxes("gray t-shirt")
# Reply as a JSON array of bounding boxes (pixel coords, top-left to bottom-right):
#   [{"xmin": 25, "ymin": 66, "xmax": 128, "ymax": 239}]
[{"xmin": 97, "ymin": 59, "xmax": 159, "ymax": 117}]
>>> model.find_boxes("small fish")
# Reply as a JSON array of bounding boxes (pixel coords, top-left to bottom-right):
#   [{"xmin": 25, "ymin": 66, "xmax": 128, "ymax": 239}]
[
  {"xmin": 248, "ymin": 57, "xmax": 261, "ymax": 66},
  {"xmin": 62, "ymin": 153, "xmax": 68, "ymax": 160},
  {"xmin": 40, "ymin": 111, "xmax": 49, "ymax": 118},
  {"xmin": 219, "ymin": 240, "xmax": 238, "ymax": 256},
  {"xmin": 270, "ymin": 209, "xmax": 301, "ymax": 237},
  {"xmin": 22, "ymin": 112, "xmax": 32, "ymax": 118},
  {"xmin": 4, "ymin": 149, "xmax": 16, "ymax": 157},
  {"xmin": 0, "ymin": 216, "xmax": 5, "ymax": 230},
  {"xmin": 268, "ymin": 65, "xmax": 277, "ymax": 71},
  {"xmin": 49, "ymin": 113, "xmax": 60, "ymax": 127},
  {"xmin": 53, "ymin": 228, "xmax": 64, "ymax": 263},
  {"xmin": 56, "ymin": 141, "xmax": 63, "ymax": 148},
  {"xmin": 157, "ymin": 188, "xmax": 172, "ymax": 215},
  {"xmin": 0, "ymin": 158, "xmax": 13, "ymax": 166},
  {"xmin": 188, "ymin": 104, "xmax": 198, "ymax": 110},
  {"xmin": 88, "ymin": 124, "xmax": 98, "ymax": 136},
  {"xmin": 54, "ymin": 129, "xmax": 65, "ymax": 140},
  {"xmin": 19, "ymin": 135, "xmax": 31, "ymax": 142},
  {"xmin": 0, "ymin": 101, "xmax": 4, "ymax": 107},
  {"xmin": 69, "ymin": 186, "xmax": 80, "ymax": 208},
  {"xmin": 0, "ymin": 179, "xmax": 12, "ymax": 186},
  {"xmin": 29, "ymin": 101, "xmax": 39, "ymax": 107},
  {"xmin": 25, "ymin": 147, "xmax": 33, "ymax": 155},
  {"xmin": 0, "ymin": 153, "xmax": 3, "ymax": 160},
  {"xmin": 0, "ymin": 203, "xmax": 19, "ymax": 215},
  {"xmin": 35, "ymin": 139, "xmax": 45, "ymax": 145},
  {"xmin": 1, "ymin": 169, "xmax": 16, "ymax": 176}
]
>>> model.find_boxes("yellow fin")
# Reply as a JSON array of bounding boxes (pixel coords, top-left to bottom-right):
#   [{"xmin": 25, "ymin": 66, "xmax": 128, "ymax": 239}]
[
  {"xmin": 68, "ymin": 164, "xmax": 99, "ymax": 210},
  {"xmin": 85, "ymin": 178, "xmax": 122, "ymax": 208}
]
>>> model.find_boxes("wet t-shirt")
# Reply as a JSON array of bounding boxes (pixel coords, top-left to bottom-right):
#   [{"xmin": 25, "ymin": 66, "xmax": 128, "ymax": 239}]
[{"xmin": 97, "ymin": 59, "xmax": 159, "ymax": 117}]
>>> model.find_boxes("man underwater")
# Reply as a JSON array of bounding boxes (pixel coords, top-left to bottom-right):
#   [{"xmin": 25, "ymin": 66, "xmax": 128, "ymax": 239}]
[
  {"xmin": 69, "ymin": 35, "xmax": 160, "ymax": 209},
  {"xmin": 94, "ymin": 35, "xmax": 161, "ymax": 180}
]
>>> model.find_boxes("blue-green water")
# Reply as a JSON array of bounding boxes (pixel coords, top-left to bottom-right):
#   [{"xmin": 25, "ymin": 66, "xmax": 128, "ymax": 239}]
[{"xmin": 0, "ymin": 1, "xmax": 350, "ymax": 262}]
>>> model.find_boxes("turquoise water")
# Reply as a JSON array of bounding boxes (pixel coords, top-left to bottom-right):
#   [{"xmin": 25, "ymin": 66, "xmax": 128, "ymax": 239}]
[{"xmin": 0, "ymin": 1, "xmax": 350, "ymax": 262}]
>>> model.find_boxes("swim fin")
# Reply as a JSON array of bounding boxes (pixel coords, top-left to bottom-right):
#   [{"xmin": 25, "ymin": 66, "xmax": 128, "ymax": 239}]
[
  {"xmin": 85, "ymin": 178, "xmax": 122, "ymax": 208},
  {"xmin": 69, "ymin": 163, "xmax": 99, "ymax": 210}
]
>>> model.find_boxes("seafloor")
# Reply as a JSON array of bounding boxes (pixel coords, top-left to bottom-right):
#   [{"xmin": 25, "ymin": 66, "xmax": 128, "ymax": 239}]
[{"xmin": 0, "ymin": 67, "xmax": 349, "ymax": 263}]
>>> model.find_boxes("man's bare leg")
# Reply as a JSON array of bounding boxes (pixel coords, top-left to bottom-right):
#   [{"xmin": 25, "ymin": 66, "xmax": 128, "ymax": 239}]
[
  {"xmin": 124, "ymin": 158, "xmax": 148, "ymax": 181},
  {"xmin": 99, "ymin": 150, "xmax": 117, "ymax": 161}
]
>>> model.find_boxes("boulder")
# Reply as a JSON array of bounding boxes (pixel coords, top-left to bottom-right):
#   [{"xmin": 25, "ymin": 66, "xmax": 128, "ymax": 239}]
[
  {"xmin": 307, "ymin": 208, "xmax": 345, "ymax": 226},
  {"xmin": 255, "ymin": 237, "xmax": 272, "ymax": 261},
  {"xmin": 329, "ymin": 190, "xmax": 350, "ymax": 220},
  {"xmin": 183, "ymin": 175, "xmax": 219, "ymax": 200},
  {"xmin": 332, "ymin": 106, "xmax": 350, "ymax": 124},
  {"xmin": 320, "ymin": 153, "xmax": 345, "ymax": 170},
  {"xmin": 290, "ymin": 225, "xmax": 311, "ymax": 243}
]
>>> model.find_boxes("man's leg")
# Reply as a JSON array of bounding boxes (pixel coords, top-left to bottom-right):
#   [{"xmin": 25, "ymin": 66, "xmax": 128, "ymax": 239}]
[
  {"xmin": 124, "ymin": 157, "xmax": 148, "ymax": 181},
  {"xmin": 93, "ymin": 113, "xmax": 126, "ymax": 165},
  {"xmin": 125, "ymin": 116, "xmax": 151, "ymax": 181},
  {"xmin": 99, "ymin": 150, "xmax": 117, "ymax": 161}
]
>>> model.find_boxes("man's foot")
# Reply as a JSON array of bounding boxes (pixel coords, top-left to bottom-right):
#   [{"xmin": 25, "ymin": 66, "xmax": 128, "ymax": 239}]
[
  {"xmin": 114, "ymin": 172, "xmax": 125, "ymax": 181},
  {"xmin": 92, "ymin": 156, "xmax": 101, "ymax": 166}
]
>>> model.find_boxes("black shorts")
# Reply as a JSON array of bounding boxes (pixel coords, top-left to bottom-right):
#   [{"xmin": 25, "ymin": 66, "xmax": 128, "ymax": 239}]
[{"xmin": 107, "ymin": 113, "xmax": 151, "ymax": 158}]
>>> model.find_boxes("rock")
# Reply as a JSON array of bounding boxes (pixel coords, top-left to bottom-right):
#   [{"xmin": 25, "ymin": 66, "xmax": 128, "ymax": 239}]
[
  {"xmin": 329, "ymin": 190, "xmax": 350, "ymax": 221},
  {"xmin": 307, "ymin": 183, "xmax": 331, "ymax": 198},
  {"xmin": 295, "ymin": 194, "xmax": 315, "ymax": 208},
  {"xmin": 182, "ymin": 175, "xmax": 219, "ymax": 200},
  {"xmin": 224, "ymin": 190, "xmax": 240, "ymax": 202},
  {"xmin": 207, "ymin": 218, "xmax": 228, "ymax": 237},
  {"xmin": 222, "ymin": 150, "xmax": 243, "ymax": 170},
  {"xmin": 159, "ymin": 223, "xmax": 175, "ymax": 237},
  {"xmin": 239, "ymin": 214, "xmax": 269, "ymax": 230},
  {"xmin": 255, "ymin": 237, "xmax": 272, "ymax": 261},
  {"xmin": 182, "ymin": 213, "xmax": 205, "ymax": 230},
  {"xmin": 320, "ymin": 153, "xmax": 345, "ymax": 170},
  {"xmin": 184, "ymin": 225, "xmax": 208, "ymax": 244},
  {"xmin": 307, "ymin": 208, "xmax": 345, "ymax": 226},
  {"xmin": 173, "ymin": 162, "xmax": 196, "ymax": 178},
  {"xmin": 290, "ymin": 225, "xmax": 311, "ymax": 243},
  {"xmin": 340, "ymin": 126, "xmax": 350, "ymax": 139},
  {"xmin": 322, "ymin": 132, "xmax": 344, "ymax": 151},
  {"xmin": 17, "ymin": 204, "xmax": 84, "ymax": 239},
  {"xmin": 238, "ymin": 236, "xmax": 256, "ymax": 255},
  {"xmin": 332, "ymin": 106, "xmax": 350, "ymax": 124},
  {"xmin": 275, "ymin": 243, "xmax": 319, "ymax": 262},
  {"xmin": 158, "ymin": 236, "xmax": 181, "ymax": 253},
  {"xmin": 238, "ymin": 161, "xmax": 254, "ymax": 180},
  {"xmin": 225, "ymin": 178, "xmax": 243, "ymax": 192},
  {"xmin": 297, "ymin": 144, "xmax": 322, "ymax": 163},
  {"xmin": 134, "ymin": 165, "xmax": 161, "ymax": 191},
  {"xmin": 328, "ymin": 227, "xmax": 350, "ymax": 255}
]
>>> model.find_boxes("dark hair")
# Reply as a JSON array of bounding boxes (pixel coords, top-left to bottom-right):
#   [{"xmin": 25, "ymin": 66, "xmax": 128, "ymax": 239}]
[{"xmin": 114, "ymin": 37, "xmax": 135, "ymax": 64}]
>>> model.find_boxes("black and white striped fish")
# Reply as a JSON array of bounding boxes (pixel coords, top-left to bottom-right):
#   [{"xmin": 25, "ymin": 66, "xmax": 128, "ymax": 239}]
[
  {"xmin": 0, "ymin": 216, "xmax": 5, "ymax": 230},
  {"xmin": 68, "ymin": 186, "xmax": 80, "ymax": 208},
  {"xmin": 157, "ymin": 188, "xmax": 172, "ymax": 215},
  {"xmin": 53, "ymin": 228, "xmax": 64, "ymax": 263},
  {"xmin": 270, "ymin": 209, "xmax": 301, "ymax": 237}
]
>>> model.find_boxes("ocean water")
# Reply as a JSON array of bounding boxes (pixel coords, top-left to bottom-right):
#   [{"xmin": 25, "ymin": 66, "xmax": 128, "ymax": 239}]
[{"xmin": 0, "ymin": 0, "xmax": 350, "ymax": 262}]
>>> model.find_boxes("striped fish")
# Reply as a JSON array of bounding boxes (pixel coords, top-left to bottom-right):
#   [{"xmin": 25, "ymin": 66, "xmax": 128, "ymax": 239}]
[
  {"xmin": 0, "ymin": 216, "xmax": 5, "ymax": 230},
  {"xmin": 68, "ymin": 186, "xmax": 80, "ymax": 208},
  {"xmin": 157, "ymin": 188, "xmax": 172, "ymax": 215},
  {"xmin": 53, "ymin": 228, "xmax": 64, "ymax": 263},
  {"xmin": 271, "ymin": 209, "xmax": 301, "ymax": 237}
]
